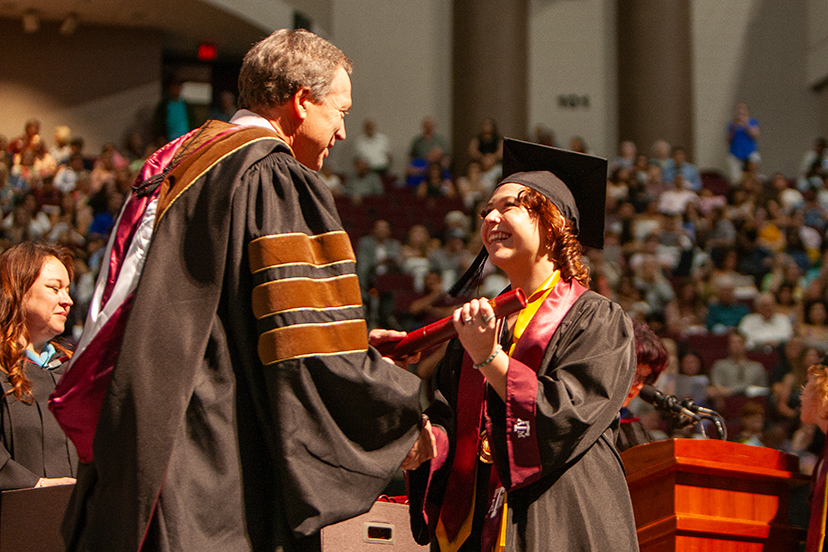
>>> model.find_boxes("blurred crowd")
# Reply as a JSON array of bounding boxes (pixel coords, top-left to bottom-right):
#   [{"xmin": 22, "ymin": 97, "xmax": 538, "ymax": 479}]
[{"xmin": 4, "ymin": 105, "xmax": 828, "ymax": 474}]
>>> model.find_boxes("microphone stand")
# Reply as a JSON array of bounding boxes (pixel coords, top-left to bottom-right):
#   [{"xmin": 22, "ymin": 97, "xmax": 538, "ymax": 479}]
[{"xmin": 681, "ymin": 399, "xmax": 728, "ymax": 441}]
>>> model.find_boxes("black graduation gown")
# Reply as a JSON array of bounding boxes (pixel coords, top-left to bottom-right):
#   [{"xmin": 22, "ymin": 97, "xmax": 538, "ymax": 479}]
[
  {"xmin": 410, "ymin": 281, "xmax": 639, "ymax": 551},
  {"xmin": 0, "ymin": 353, "xmax": 77, "ymax": 489},
  {"xmin": 60, "ymin": 122, "xmax": 423, "ymax": 552}
]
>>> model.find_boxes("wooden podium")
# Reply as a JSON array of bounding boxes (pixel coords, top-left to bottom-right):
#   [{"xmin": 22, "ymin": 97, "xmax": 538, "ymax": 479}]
[
  {"xmin": 0, "ymin": 484, "xmax": 73, "ymax": 551},
  {"xmin": 621, "ymin": 439, "xmax": 808, "ymax": 551}
]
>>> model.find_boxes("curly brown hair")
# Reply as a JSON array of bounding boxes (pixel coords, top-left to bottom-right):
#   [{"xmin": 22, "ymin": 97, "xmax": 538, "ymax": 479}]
[
  {"xmin": 517, "ymin": 187, "xmax": 590, "ymax": 287},
  {"xmin": 0, "ymin": 242, "xmax": 73, "ymax": 403}
]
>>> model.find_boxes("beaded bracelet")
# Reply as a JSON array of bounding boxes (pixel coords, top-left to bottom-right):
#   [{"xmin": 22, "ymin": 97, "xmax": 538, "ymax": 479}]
[{"xmin": 473, "ymin": 344, "xmax": 503, "ymax": 370}]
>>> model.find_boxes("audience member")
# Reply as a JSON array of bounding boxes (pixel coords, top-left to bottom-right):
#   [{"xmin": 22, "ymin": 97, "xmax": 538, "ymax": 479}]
[
  {"xmin": 467, "ymin": 117, "xmax": 502, "ymax": 165},
  {"xmin": 403, "ymin": 270, "xmax": 461, "ymax": 331},
  {"xmin": 345, "ymin": 157, "xmax": 384, "ymax": 201},
  {"xmin": 665, "ymin": 281, "xmax": 707, "ymax": 336},
  {"xmin": 609, "ymin": 140, "xmax": 637, "ymax": 173},
  {"xmin": 706, "ymin": 276, "xmax": 750, "ymax": 333},
  {"xmin": 2, "ymin": 194, "xmax": 51, "ymax": 244},
  {"xmin": 733, "ymin": 401, "xmax": 766, "ymax": 445},
  {"xmin": 673, "ymin": 350, "xmax": 710, "ymax": 407},
  {"xmin": 708, "ymin": 331, "xmax": 768, "ymax": 404},
  {"xmin": 49, "ymin": 126, "xmax": 72, "ymax": 166},
  {"xmin": 799, "ymin": 137, "xmax": 827, "ymax": 187},
  {"xmin": 152, "ymin": 77, "xmax": 196, "ymax": 144},
  {"xmin": 409, "ymin": 116, "xmax": 449, "ymax": 168},
  {"xmin": 455, "ymin": 161, "xmax": 487, "ymax": 210},
  {"xmin": 428, "ymin": 227, "xmax": 472, "ymax": 289},
  {"xmin": 209, "ymin": 90, "xmax": 237, "ymax": 123},
  {"xmin": 568, "ymin": 135, "xmax": 588, "ymax": 153},
  {"xmin": 400, "ymin": 224, "xmax": 436, "ymax": 292},
  {"xmin": 53, "ymin": 153, "xmax": 86, "ymax": 194},
  {"xmin": 354, "ymin": 118, "xmax": 392, "ymax": 174},
  {"xmin": 649, "ymin": 139, "xmax": 671, "ymax": 172},
  {"xmin": 657, "ymin": 173, "xmax": 700, "ymax": 215},
  {"xmin": 416, "ymin": 161, "xmax": 455, "ymax": 199},
  {"xmin": 801, "ymin": 298, "xmax": 828, "ymax": 351},
  {"xmin": 769, "ymin": 336, "xmax": 810, "ymax": 420},
  {"xmin": 356, "ymin": 219, "xmax": 402, "ymax": 293},
  {"xmin": 727, "ymin": 101, "xmax": 761, "ymax": 183},
  {"xmin": 737, "ymin": 292, "xmax": 794, "ymax": 350},
  {"xmin": 6, "ymin": 119, "xmax": 41, "ymax": 156},
  {"xmin": 662, "ymin": 146, "xmax": 702, "ymax": 191}
]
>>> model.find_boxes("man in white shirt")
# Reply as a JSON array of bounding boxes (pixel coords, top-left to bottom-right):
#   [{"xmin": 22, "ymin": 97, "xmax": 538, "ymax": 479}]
[
  {"xmin": 354, "ymin": 118, "xmax": 392, "ymax": 174},
  {"xmin": 737, "ymin": 292, "xmax": 793, "ymax": 350}
]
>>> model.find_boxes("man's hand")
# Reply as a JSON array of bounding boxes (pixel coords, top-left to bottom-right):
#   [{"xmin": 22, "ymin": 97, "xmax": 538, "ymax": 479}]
[
  {"xmin": 400, "ymin": 417, "xmax": 437, "ymax": 471},
  {"xmin": 369, "ymin": 328, "xmax": 421, "ymax": 366}
]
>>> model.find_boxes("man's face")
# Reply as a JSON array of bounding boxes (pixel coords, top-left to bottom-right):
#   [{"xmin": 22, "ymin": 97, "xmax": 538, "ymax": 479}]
[
  {"xmin": 293, "ymin": 66, "xmax": 351, "ymax": 170},
  {"xmin": 728, "ymin": 333, "xmax": 746, "ymax": 357}
]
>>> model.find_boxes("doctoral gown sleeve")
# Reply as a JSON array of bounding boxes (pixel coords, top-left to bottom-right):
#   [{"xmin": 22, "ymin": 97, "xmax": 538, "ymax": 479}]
[
  {"xmin": 486, "ymin": 294, "xmax": 635, "ymax": 490},
  {"xmin": 232, "ymin": 152, "xmax": 423, "ymax": 538}
]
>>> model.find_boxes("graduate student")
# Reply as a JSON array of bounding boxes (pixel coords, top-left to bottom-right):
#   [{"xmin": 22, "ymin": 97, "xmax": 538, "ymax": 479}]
[{"xmin": 406, "ymin": 140, "xmax": 639, "ymax": 551}]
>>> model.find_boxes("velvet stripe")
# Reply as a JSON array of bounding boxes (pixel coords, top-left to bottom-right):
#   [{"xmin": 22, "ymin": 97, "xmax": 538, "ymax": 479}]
[
  {"xmin": 248, "ymin": 231, "xmax": 356, "ymax": 274},
  {"xmin": 258, "ymin": 319, "xmax": 368, "ymax": 365},
  {"xmin": 251, "ymin": 275, "xmax": 362, "ymax": 320}
]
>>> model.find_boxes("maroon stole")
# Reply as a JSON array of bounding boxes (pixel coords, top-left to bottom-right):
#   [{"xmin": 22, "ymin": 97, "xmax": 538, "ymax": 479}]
[
  {"xmin": 439, "ymin": 279, "xmax": 588, "ymax": 547},
  {"xmin": 49, "ymin": 122, "xmax": 276, "ymax": 463}
]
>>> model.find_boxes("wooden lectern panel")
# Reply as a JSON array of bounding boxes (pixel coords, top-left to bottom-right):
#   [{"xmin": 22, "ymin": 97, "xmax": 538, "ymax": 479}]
[
  {"xmin": 621, "ymin": 439, "xmax": 807, "ymax": 552},
  {"xmin": 0, "ymin": 484, "xmax": 73, "ymax": 552}
]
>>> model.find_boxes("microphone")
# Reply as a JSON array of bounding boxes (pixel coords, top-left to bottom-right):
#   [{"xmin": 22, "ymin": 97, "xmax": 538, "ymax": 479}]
[
  {"xmin": 681, "ymin": 399, "xmax": 728, "ymax": 440},
  {"xmin": 638, "ymin": 385, "xmax": 698, "ymax": 420},
  {"xmin": 680, "ymin": 398, "xmax": 720, "ymax": 417}
]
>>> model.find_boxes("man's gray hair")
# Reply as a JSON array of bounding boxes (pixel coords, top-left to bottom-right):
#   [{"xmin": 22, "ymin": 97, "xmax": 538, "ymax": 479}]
[{"xmin": 238, "ymin": 29, "xmax": 353, "ymax": 110}]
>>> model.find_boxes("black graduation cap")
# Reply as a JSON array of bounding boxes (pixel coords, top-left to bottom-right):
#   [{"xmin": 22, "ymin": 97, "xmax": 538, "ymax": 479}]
[
  {"xmin": 501, "ymin": 138, "xmax": 607, "ymax": 249},
  {"xmin": 448, "ymin": 138, "xmax": 608, "ymax": 296}
]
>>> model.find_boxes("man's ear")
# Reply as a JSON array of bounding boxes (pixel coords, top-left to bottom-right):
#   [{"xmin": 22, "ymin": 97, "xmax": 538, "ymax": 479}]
[{"xmin": 292, "ymin": 88, "xmax": 313, "ymax": 122}]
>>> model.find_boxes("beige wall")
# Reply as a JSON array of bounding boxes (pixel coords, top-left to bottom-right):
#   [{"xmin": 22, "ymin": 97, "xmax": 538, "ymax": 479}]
[
  {"xmin": 0, "ymin": 19, "xmax": 163, "ymax": 155},
  {"xmin": 2, "ymin": 1, "xmax": 822, "ymax": 178},
  {"xmin": 327, "ymin": 0, "xmax": 452, "ymax": 175},
  {"xmin": 692, "ymin": 0, "xmax": 818, "ymax": 176},
  {"xmin": 528, "ymin": 0, "xmax": 618, "ymax": 159},
  {"xmin": 807, "ymin": 0, "xmax": 828, "ymax": 137}
]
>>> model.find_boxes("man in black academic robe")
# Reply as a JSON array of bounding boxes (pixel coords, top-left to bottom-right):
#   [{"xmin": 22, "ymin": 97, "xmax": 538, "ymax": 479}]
[{"xmin": 50, "ymin": 29, "xmax": 428, "ymax": 552}]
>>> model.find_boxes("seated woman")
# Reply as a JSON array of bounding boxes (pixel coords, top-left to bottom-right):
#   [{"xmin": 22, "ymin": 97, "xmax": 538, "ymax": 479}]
[
  {"xmin": 404, "ymin": 140, "xmax": 638, "ymax": 551},
  {"xmin": 0, "ymin": 241, "xmax": 77, "ymax": 489}
]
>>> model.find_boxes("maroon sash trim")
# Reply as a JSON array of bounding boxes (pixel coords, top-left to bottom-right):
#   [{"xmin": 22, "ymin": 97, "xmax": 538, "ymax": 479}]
[
  {"xmin": 48, "ymin": 294, "xmax": 134, "ymax": 463},
  {"xmin": 500, "ymin": 279, "xmax": 587, "ymax": 490},
  {"xmin": 439, "ymin": 354, "xmax": 487, "ymax": 542}
]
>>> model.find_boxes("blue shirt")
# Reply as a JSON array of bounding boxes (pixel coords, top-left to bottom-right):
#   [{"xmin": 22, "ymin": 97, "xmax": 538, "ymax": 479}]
[
  {"xmin": 728, "ymin": 118, "xmax": 759, "ymax": 160},
  {"xmin": 166, "ymin": 99, "xmax": 190, "ymax": 141}
]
